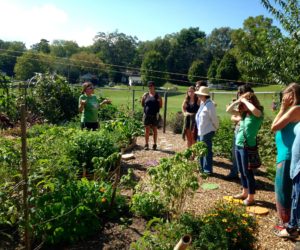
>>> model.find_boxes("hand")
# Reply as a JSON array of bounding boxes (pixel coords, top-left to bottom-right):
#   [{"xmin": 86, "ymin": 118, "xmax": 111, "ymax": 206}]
[
  {"xmin": 281, "ymin": 93, "xmax": 293, "ymax": 110},
  {"xmin": 80, "ymin": 99, "xmax": 86, "ymax": 106},
  {"xmin": 104, "ymin": 99, "xmax": 111, "ymax": 104}
]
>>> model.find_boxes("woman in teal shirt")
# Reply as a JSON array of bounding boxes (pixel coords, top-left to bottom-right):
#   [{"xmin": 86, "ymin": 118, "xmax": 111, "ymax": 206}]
[
  {"xmin": 79, "ymin": 82, "xmax": 111, "ymax": 130},
  {"xmin": 271, "ymin": 83, "xmax": 300, "ymax": 233},
  {"xmin": 227, "ymin": 92, "xmax": 263, "ymax": 206}
]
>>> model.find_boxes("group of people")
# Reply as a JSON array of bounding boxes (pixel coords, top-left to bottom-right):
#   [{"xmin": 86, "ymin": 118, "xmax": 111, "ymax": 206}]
[{"xmin": 78, "ymin": 80, "xmax": 300, "ymax": 238}]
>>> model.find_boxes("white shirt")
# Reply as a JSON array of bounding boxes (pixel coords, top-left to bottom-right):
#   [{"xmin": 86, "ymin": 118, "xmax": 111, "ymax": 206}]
[{"xmin": 195, "ymin": 99, "xmax": 219, "ymax": 136}]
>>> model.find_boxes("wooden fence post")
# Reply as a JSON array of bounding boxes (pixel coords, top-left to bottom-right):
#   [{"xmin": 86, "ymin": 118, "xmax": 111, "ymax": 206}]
[
  {"xmin": 163, "ymin": 91, "xmax": 168, "ymax": 133},
  {"xmin": 132, "ymin": 89, "xmax": 135, "ymax": 113},
  {"xmin": 21, "ymin": 104, "xmax": 30, "ymax": 250}
]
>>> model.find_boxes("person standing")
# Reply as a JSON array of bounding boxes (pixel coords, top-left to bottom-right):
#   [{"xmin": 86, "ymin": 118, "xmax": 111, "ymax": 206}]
[
  {"xmin": 270, "ymin": 83, "xmax": 300, "ymax": 235},
  {"xmin": 225, "ymin": 84, "xmax": 254, "ymax": 180},
  {"xmin": 226, "ymin": 92, "xmax": 263, "ymax": 206},
  {"xmin": 78, "ymin": 82, "xmax": 111, "ymax": 130},
  {"xmin": 195, "ymin": 86, "xmax": 219, "ymax": 174},
  {"xmin": 182, "ymin": 86, "xmax": 200, "ymax": 147},
  {"xmin": 141, "ymin": 81, "xmax": 163, "ymax": 150}
]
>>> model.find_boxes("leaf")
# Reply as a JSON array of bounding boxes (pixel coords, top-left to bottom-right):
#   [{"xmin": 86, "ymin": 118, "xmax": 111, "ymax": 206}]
[{"xmin": 201, "ymin": 183, "xmax": 219, "ymax": 190}]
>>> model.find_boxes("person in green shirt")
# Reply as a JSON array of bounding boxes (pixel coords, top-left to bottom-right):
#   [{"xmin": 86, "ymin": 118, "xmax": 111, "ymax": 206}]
[
  {"xmin": 78, "ymin": 82, "xmax": 111, "ymax": 130},
  {"xmin": 226, "ymin": 91, "xmax": 264, "ymax": 206}
]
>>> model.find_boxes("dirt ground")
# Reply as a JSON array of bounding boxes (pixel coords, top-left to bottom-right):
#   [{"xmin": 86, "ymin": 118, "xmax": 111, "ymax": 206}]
[{"xmin": 69, "ymin": 129, "xmax": 299, "ymax": 250}]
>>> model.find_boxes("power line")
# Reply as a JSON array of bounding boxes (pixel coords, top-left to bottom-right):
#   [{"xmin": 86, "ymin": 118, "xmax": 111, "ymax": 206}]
[{"xmin": 0, "ymin": 48, "xmax": 270, "ymax": 86}]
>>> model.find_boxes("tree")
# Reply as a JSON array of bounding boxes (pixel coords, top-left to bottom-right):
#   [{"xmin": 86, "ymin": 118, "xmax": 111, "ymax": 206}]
[
  {"xmin": 141, "ymin": 50, "xmax": 166, "ymax": 86},
  {"xmin": 188, "ymin": 60, "xmax": 206, "ymax": 83},
  {"xmin": 166, "ymin": 27, "xmax": 207, "ymax": 84},
  {"xmin": 231, "ymin": 15, "xmax": 282, "ymax": 83},
  {"xmin": 0, "ymin": 41, "xmax": 26, "ymax": 76},
  {"xmin": 261, "ymin": 0, "xmax": 300, "ymax": 40},
  {"xmin": 70, "ymin": 52, "xmax": 104, "ymax": 75},
  {"xmin": 31, "ymin": 39, "xmax": 51, "ymax": 54},
  {"xmin": 92, "ymin": 30, "xmax": 138, "ymax": 82},
  {"xmin": 216, "ymin": 52, "xmax": 240, "ymax": 82},
  {"xmin": 206, "ymin": 27, "xmax": 233, "ymax": 61},
  {"xmin": 207, "ymin": 59, "xmax": 219, "ymax": 83},
  {"xmin": 50, "ymin": 40, "xmax": 79, "ymax": 58},
  {"xmin": 14, "ymin": 52, "xmax": 49, "ymax": 80}
]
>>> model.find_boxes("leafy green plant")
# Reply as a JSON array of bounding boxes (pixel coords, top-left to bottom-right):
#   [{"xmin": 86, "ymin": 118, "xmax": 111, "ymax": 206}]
[
  {"xmin": 131, "ymin": 192, "xmax": 165, "ymax": 219},
  {"xmin": 213, "ymin": 118, "xmax": 234, "ymax": 158},
  {"xmin": 68, "ymin": 129, "xmax": 119, "ymax": 172},
  {"xmin": 132, "ymin": 142, "xmax": 207, "ymax": 218},
  {"xmin": 131, "ymin": 202, "xmax": 258, "ymax": 250},
  {"xmin": 30, "ymin": 179, "xmax": 115, "ymax": 244},
  {"xmin": 195, "ymin": 202, "xmax": 257, "ymax": 250},
  {"xmin": 168, "ymin": 112, "xmax": 184, "ymax": 134}
]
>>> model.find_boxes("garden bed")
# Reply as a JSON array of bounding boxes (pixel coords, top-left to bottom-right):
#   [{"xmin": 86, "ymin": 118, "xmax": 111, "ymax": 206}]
[{"xmin": 65, "ymin": 129, "xmax": 297, "ymax": 250}]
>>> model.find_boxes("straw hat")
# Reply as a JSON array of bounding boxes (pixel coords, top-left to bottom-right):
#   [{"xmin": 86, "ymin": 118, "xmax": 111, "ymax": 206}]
[{"xmin": 195, "ymin": 86, "xmax": 210, "ymax": 96}]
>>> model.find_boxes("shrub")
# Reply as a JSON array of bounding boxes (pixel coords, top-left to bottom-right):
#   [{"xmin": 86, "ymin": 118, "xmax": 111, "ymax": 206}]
[
  {"xmin": 195, "ymin": 202, "xmax": 257, "ymax": 250},
  {"xmin": 131, "ymin": 192, "xmax": 165, "ymax": 219},
  {"xmin": 30, "ymin": 179, "xmax": 115, "ymax": 244},
  {"xmin": 168, "ymin": 112, "xmax": 184, "ymax": 134},
  {"xmin": 131, "ymin": 202, "xmax": 258, "ymax": 250},
  {"xmin": 213, "ymin": 118, "xmax": 234, "ymax": 158},
  {"xmin": 68, "ymin": 130, "xmax": 119, "ymax": 172}
]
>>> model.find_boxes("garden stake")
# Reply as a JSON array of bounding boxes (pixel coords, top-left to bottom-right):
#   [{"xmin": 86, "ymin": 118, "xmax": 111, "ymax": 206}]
[{"xmin": 174, "ymin": 234, "xmax": 192, "ymax": 250}]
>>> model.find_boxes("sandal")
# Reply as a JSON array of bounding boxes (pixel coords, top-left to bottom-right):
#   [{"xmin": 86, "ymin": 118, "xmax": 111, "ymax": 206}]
[
  {"xmin": 274, "ymin": 228, "xmax": 298, "ymax": 238},
  {"xmin": 233, "ymin": 194, "xmax": 247, "ymax": 200},
  {"xmin": 243, "ymin": 199, "xmax": 255, "ymax": 206}
]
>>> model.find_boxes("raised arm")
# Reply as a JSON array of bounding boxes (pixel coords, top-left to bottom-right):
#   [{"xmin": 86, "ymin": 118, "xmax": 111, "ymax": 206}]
[{"xmin": 240, "ymin": 98, "xmax": 262, "ymax": 117}]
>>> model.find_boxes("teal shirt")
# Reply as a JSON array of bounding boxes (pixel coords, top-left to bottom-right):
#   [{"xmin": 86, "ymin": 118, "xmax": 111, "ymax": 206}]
[
  {"xmin": 79, "ymin": 94, "xmax": 99, "ymax": 123},
  {"xmin": 275, "ymin": 122, "xmax": 297, "ymax": 163},
  {"xmin": 236, "ymin": 113, "xmax": 263, "ymax": 147}
]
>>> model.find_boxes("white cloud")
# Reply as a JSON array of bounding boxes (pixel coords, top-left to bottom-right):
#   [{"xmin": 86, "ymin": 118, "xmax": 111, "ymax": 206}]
[{"xmin": 0, "ymin": 0, "xmax": 96, "ymax": 47}]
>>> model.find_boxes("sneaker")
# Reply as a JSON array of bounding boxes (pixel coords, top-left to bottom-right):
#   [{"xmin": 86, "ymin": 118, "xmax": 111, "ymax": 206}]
[
  {"xmin": 144, "ymin": 144, "xmax": 149, "ymax": 150},
  {"xmin": 275, "ymin": 228, "xmax": 298, "ymax": 238},
  {"xmin": 152, "ymin": 144, "xmax": 157, "ymax": 150}
]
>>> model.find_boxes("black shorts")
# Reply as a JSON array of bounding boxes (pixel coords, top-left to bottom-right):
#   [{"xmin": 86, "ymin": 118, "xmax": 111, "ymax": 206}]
[
  {"xmin": 143, "ymin": 114, "xmax": 158, "ymax": 126},
  {"xmin": 81, "ymin": 122, "xmax": 99, "ymax": 131}
]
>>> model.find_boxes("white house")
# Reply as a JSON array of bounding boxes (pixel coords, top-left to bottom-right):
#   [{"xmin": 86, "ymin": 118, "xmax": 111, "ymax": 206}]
[{"xmin": 128, "ymin": 75, "xmax": 142, "ymax": 86}]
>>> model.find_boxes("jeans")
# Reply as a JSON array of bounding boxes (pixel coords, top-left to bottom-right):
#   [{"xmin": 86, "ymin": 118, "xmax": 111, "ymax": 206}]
[
  {"xmin": 198, "ymin": 131, "xmax": 215, "ymax": 174},
  {"xmin": 229, "ymin": 136, "xmax": 238, "ymax": 176},
  {"xmin": 288, "ymin": 173, "xmax": 300, "ymax": 229},
  {"xmin": 235, "ymin": 146, "xmax": 256, "ymax": 194}
]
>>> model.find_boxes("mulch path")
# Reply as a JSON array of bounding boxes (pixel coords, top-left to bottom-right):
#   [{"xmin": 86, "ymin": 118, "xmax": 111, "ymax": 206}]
[{"xmin": 70, "ymin": 129, "xmax": 298, "ymax": 250}]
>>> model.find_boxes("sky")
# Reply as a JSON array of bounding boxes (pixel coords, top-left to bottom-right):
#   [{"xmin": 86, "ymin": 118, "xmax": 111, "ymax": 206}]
[{"xmin": 0, "ymin": 0, "xmax": 281, "ymax": 48}]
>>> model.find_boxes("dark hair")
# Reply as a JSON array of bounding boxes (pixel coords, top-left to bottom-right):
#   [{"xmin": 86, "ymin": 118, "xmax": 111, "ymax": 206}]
[
  {"xmin": 184, "ymin": 86, "xmax": 198, "ymax": 104},
  {"xmin": 283, "ymin": 82, "xmax": 300, "ymax": 105},
  {"xmin": 147, "ymin": 81, "xmax": 155, "ymax": 87},
  {"xmin": 239, "ymin": 92, "xmax": 263, "ymax": 113},
  {"xmin": 195, "ymin": 80, "xmax": 207, "ymax": 89},
  {"xmin": 238, "ymin": 84, "xmax": 254, "ymax": 96}
]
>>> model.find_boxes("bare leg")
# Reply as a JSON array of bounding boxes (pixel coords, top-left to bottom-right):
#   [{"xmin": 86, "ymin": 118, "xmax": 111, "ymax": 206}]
[
  {"xmin": 152, "ymin": 126, "xmax": 158, "ymax": 144},
  {"xmin": 145, "ymin": 126, "xmax": 150, "ymax": 145}
]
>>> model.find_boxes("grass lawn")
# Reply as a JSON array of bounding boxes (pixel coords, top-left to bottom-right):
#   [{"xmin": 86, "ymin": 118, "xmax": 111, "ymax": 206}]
[{"xmin": 96, "ymin": 84, "xmax": 281, "ymax": 120}]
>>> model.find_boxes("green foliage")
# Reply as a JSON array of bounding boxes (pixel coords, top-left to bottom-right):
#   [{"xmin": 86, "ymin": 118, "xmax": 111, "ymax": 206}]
[
  {"xmin": 131, "ymin": 192, "xmax": 165, "ymax": 218},
  {"xmin": 257, "ymin": 117, "xmax": 277, "ymax": 179},
  {"xmin": 30, "ymin": 73, "xmax": 79, "ymax": 123},
  {"xmin": 68, "ymin": 129, "xmax": 119, "ymax": 172},
  {"xmin": 141, "ymin": 50, "xmax": 167, "ymax": 86},
  {"xmin": 213, "ymin": 118, "xmax": 234, "ymax": 158},
  {"xmin": 14, "ymin": 52, "xmax": 49, "ymax": 80},
  {"xmin": 167, "ymin": 111, "xmax": 184, "ymax": 134},
  {"xmin": 188, "ymin": 60, "xmax": 206, "ymax": 83},
  {"xmin": 131, "ymin": 202, "xmax": 257, "ymax": 250},
  {"xmin": 30, "ymin": 179, "xmax": 114, "ymax": 244},
  {"xmin": 132, "ymin": 143, "xmax": 207, "ymax": 217},
  {"xmin": 216, "ymin": 52, "xmax": 240, "ymax": 81},
  {"xmin": 195, "ymin": 202, "xmax": 257, "ymax": 250},
  {"xmin": 98, "ymin": 102, "xmax": 119, "ymax": 121},
  {"xmin": 207, "ymin": 59, "xmax": 219, "ymax": 84}
]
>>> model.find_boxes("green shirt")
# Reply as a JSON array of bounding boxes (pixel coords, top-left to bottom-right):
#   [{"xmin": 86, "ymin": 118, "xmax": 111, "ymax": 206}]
[
  {"xmin": 79, "ymin": 94, "xmax": 99, "ymax": 123},
  {"xmin": 236, "ymin": 113, "xmax": 263, "ymax": 147}
]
